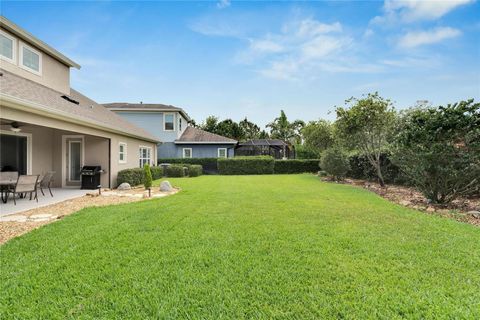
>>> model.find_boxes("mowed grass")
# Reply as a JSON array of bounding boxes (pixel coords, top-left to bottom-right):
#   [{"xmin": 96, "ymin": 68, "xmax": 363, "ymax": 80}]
[{"xmin": 1, "ymin": 175, "xmax": 479, "ymax": 319}]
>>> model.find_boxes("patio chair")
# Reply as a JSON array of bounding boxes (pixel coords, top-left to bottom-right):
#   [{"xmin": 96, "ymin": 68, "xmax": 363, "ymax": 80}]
[
  {"xmin": 38, "ymin": 171, "xmax": 55, "ymax": 197},
  {"xmin": 0, "ymin": 171, "xmax": 19, "ymax": 181},
  {"xmin": 6, "ymin": 175, "xmax": 40, "ymax": 205}
]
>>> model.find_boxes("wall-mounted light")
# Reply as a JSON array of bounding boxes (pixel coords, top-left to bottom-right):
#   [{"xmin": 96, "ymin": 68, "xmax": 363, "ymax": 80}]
[{"xmin": 10, "ymin": 122, "xmax": 21, "ymax": 132}]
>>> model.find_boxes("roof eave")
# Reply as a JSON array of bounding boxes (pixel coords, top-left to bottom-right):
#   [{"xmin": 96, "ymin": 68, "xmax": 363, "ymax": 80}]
[
  {"xmin": 107, "ymin": 107, "xmax": 191, "ymax": 122},
  {"xmin": 1, "ymin": 93, "xmax": 160, "ymax": 143},
  {"xmin": 174, "ymin": 141, "xmax": 237, "ymax": 145},
  {"xmin": 0, "ymin": 16, "xmax": 81, "ymax": 69}
]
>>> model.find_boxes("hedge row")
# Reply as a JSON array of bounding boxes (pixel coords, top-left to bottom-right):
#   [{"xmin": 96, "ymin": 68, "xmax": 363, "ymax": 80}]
[
  {"xmin": 218, "ymin": 156, "xmax": 275, "ymax": 175},
  {"xmin": 158, "ymin": 158, "xmax": 218, "ymax": 174},
  {"xmin": 117, "ymin": 164, "xmax": 203, "ymax": 186},
  {"xmin": 274, "ymin": 159, "xmax": 320, "ymax": 174}
]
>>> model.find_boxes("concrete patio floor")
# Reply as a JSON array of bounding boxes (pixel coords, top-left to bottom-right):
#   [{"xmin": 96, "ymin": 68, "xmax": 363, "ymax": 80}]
[{"xmin": 0, "ymin": 188, "xmax": 90, "ymax": 217}]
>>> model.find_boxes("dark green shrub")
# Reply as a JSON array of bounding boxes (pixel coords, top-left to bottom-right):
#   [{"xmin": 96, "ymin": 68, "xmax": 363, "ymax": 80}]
[
  {"xmin": 185, "ymin": 164, "xmax": 203, "ymax": 177},
  {"xmin": 274, "ymin": 159, "xmax": 320, "ymax": 174},
  {"xmin": 143, "ymin": 164, "xmax": 153, "ymax": 189},
  {"xmin": 391, "ymin": 100, "xmax": 480, "ymax": 203},
  {"xmin": 117, "ymin": 168, "xmax": 144, "ymax": 186},
  {"xmin": 295, "ymin": 144, "xmax": 320, "ymax": 159},
  {"xmin": 166, "ymin": 164, "xmax": 185, "ymax": 177},
  {"xmin": 158, "ymin": 158, "xmax": 218, "ymax": 174},
  {"xmin": 321, "ymin": 148, "xmax": 350, "ymax": 180},
  {"xmin": 150, "ymin": 166, "xmax": 163, "ymax": 180},
  {"xmin": 348, "ymin": 153, "xmax": 404, "ymax": 184},
  {"xmin": 218, "ymin": 156, "xmax": 275, "ymax": 175}
]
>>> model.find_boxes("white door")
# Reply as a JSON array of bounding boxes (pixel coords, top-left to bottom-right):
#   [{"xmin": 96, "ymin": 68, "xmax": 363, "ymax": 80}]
[{"xmin": 65, "ymin": 137, "xmax": 83, "ymax": 187}]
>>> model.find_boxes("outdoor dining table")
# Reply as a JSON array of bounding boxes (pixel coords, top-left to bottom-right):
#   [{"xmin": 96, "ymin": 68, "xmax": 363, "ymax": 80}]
[{"xmin": 0, "ymin": 179, "xmax": 16, "ymax": 203}]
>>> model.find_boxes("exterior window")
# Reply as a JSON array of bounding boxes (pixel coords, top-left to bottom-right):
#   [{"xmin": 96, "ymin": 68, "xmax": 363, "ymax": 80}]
[
  {"xmin": 179, "ymin": 118, "xmax": 182, "ymax": 132},
  {"xmin": 218, "ymin": 148, "xmax": 227, "ymax": 158},
  {"xmin": 20, "ymin": 42, "xmax": 42, "ymax": 75},
  {"xmin": 0, "ymin": 30, "xmax": 16, "ymax": 64},
  {"xmin": 139, "ymin": 146, "xmax": 151, "ymax": 167},
  {"xmin": 119, "ymin": 142, "xmax": 127, "ymax": 164},
  {"xmin": 183, "ymin": 148, "xmax": 192, "ymax": 159},
  {"xmin": 164, "ymin": 113, "xmax": 175, "ymax": 131}
]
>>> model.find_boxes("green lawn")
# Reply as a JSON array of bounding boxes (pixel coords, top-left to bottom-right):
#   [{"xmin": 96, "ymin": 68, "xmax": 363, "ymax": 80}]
[{"xmin": 1, "ymin": 175, "xmax": 479, "ymax": 319}]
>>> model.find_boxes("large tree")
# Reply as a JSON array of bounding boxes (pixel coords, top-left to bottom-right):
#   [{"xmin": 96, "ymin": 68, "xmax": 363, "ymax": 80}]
[
  {"xmin": 239, "ymin": 117, "xmax": 261, "ymax": 140},
  {"xmin": 392, "ymin": 100, "xmax": 480, "ymax": 203},
  {"xmin": 200, "ymin": 116, "xmax": 219, "ymax": 133},
  {"xmin": 302, "ymin": 120, "xmax": 335, "ymax": 155},
  {"xmin": 266, "ymin": 110, "xmax": 305, "ymax": 144},
  {"xmin": 216, "ymin": 119, "xmax": 245, "ymax": 141},
  {"xmin": 335, "ymin": 93, "xmax": 396, "ymax": 187}
]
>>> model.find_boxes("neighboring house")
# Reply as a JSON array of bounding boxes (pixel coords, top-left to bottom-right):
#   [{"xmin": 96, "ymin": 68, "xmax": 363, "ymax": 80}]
[
  {"xmin": 103, "ymin": 103, "xmax": 237, "ymax": 160},
  {"xmin": 235, "ymin": 139, "xmax": 295, "ymax": 159},
  {"xmin": 0, "ymin": 16, "xmax": 159, "ymax": 188}
]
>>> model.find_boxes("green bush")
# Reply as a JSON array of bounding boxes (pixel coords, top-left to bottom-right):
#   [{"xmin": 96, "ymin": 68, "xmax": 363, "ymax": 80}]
[
  {"xmin": 294, "ymin": 144, "xmax": 320, "ymax": 159},
  {"xmin": 117, "ymin": 168, "xmax": 144, "ymax": 186},
  {"xmin": 274, "ymin": 159, "xmax": 320, "ymax": 174},
  {"xmin": 158, "ymin": 158, "xmax": 218, "ymax": 174},
  {"xmin": 143, "ymin": 164, "xmax": 153, "ymax": 189},
  {"xmin": 218, "ymin": 156, "xmax": 275, "ymax": 175},
  {"xmin": 185, "ymin": 164, "xmax": 203, "ymax": 177},
  {"xmin": 348, "ymin": 153, "xmax": 405, "ymax": 184},
  {"xmin": 150, "ymin": 166, "xmax": 163, "ymax": 180},
  {"xmin": 166, "ymin": 164, "xmax": 185, "ymax": 177},
  {"xmin": 321, "ymin": 148, "xmax": 350, "ymax": 180}
]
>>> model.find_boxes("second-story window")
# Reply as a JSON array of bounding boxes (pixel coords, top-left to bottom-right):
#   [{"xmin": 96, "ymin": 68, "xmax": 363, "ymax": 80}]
[
  {"xmin": 164, "ymin": 113, "xmax": 174, "ymax": 131},
  {"xmin": 179, "ymin": 118, "xmax": 182, "ymax": 132},
  {"xmin": 0, "ymin": 30, "xmax": 16, "ymax": 64},
  {"xmin": 20, "ymin": 42, "xmax": 42, "ymax": 75}
]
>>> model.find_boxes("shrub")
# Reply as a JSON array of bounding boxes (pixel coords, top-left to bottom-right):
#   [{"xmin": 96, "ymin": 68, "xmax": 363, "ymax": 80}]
[
  {"xmin": 166, "ymin": 164, "xmax": 185, "ymax": 177},
  {"xmin": 274, "ymin": 159, "xmax": 320, "ymax": 174},
  {"xmin": 321, "ymin": 148, "xmax": 350, "ymax": 180},
  {"xmin": 391, "ymin": 100, "xmax": 480, "ymax": 203},
  {"xmin": 294, "ymin": 144, "xmax": 320, "ymax": 159},
  {"xmin": 150, "ymin": 166, "xmax": 163, "ymax": 180},
  {"xmin": 218, "ymin": 156, "xmax": 275, "ymax": 175},
  {"xmin": 158, "ymin": 158, "xmax": 218, "ymax": 174},
  {"xmin": 348, "ymin": 153, "xmax": 404, "ymax": 185},
  {"xmin": 185, "ymin": 164, "xmax": 203, "ymax": 177},
  {"xmin": 117, "ymin": 168, "xmax": 144, "ymax": 186},
  {"xmin": 143, "ymin": 164, "xmax": 153, "ymax": 189}
]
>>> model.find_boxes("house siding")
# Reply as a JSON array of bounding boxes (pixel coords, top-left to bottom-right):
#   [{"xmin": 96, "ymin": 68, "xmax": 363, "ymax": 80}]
[
  {"xmin": 114, "ymin": 111, "xmax": 178, "ymax": 142},
  {"xmin": 158, "ymin": 142, "xmax": 235, "ymax": 160}
]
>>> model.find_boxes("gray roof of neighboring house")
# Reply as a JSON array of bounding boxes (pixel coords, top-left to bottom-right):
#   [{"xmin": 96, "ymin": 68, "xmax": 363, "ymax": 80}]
[
  {"xmin": 238, "ymin": 139, "xmax": 288, "ymax": 146},
  {"xmin": 0, "ymin": 69, "xmax": 159, "ymax": 142},
  {"xmin": 175, "ymin": 126, "xmax": 237, "ymax": 144},
  {"xmin": 0, "ymin": 16, "xmax": 80, "ymax": 69},
  {"xmin": 103, "ymin": 102, "xmax": 191, "ymax": 121}
]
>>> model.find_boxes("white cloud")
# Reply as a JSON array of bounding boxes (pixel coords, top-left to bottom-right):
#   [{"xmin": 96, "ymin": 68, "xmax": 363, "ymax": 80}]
[
  {"xmin": 398, "ymin": 27, "xmax": 461, "ymax": 48},
  {"xmin": 301, "ymin": 36, "xmax": 351, "ymax": 59},
  {"xmin": 294, "ymin": 19, "xmax": 342, "ymax": 37},
  {"xmin": 249, "ymin": 39, "xmax": 284, "ymax": 53},
  {"xmin": 217, "ymin": 0, "xmax": 231, "ymax": 9},
  {"xmin": 373, "ymin": 0, "xmax": 474, "ymax": 24}
]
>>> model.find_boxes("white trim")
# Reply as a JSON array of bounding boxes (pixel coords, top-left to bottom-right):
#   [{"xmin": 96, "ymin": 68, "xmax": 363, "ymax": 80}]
[
  {"xmin": 163, "ymin": 113, "xmax": 175, "ymax": 131},
  {"xmin": 175, "ymin": 141, "xmax": 237, "ymax": 145},
  {"xmin": 61, "ymin": 135, "xmax": 84, "ymax": 188},
  {"xmin": 217, "ymin": 148, "xmax": 227, "ymax": 158},
  {"xmin": 19, "ymin": 41, "xmax": 42, "ymax": 76},
  {"xmin": 108, "ymin": 108, "xmax": 191, "ymax": 121},
  {"xmin": 0, "ymin": 129, "xmax": 32, "ymax": 174},
  {"xmin": 0, "ymin": 29, "xmax": 17, "ymax": 65},
  {"xmin": 182, "ymin": 148, "xmax": 192, "ymax": 159},
  {"xmin": 118, "ymin": 142, "xmax": 127, "ymax": 164}
]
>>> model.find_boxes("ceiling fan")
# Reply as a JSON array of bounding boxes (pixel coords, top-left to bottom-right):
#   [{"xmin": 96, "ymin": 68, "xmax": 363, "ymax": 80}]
[{"xmin": 0, "ymin": 120, "xmax": 23, "ymax": 132}]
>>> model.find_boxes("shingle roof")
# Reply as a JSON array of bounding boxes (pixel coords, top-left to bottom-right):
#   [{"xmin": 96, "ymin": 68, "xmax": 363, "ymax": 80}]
[
  {"xmin": 0, "ymin": 69, "xmax": 159, "ymax": 142},
  {"xmin": 238, "ymin": 139, "xmax": 288, "ymax": 146},
  {"xmin": 175, "ymin": 127, "xmax": 237, "ymax": 144},
  {"xmin": 103, "ymin": 102, "xmax": 190, "ymax": 121}
]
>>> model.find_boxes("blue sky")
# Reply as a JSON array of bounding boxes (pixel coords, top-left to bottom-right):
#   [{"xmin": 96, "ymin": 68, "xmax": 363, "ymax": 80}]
[{"xmin": 2, "ymin": 1, "xmax": 479, "ymax": 126}]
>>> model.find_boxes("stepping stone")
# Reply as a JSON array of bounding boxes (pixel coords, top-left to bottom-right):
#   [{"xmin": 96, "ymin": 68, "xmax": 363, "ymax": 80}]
[
  {"xmin": 0, "ymin": 215, "xmax": 27, "ymax": 222},
  {"xmin": 30, "ymin": 213, "xmax": 53, "ymax": 219}
]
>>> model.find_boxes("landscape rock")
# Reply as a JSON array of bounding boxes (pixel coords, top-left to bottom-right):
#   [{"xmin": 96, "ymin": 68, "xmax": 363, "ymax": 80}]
[
  {"xmin": 117, "ymin": 182, "xmax": 131, "ymax": 190},
  {"xmin": 468, "ymin": 210, "xmax": 480, "ymax": 219},
  {"xmin": 426, "ymin": 206, "xmax": 436, "ymax": 213},
  {"xmin": 160, "ymin": 181, "xmax": 173, "ymax": 192}
]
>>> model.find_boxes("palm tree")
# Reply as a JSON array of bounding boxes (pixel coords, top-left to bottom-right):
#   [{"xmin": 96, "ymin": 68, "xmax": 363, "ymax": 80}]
[{"xmin": 266, "ymin": 110, "xmax": 305, "ymax": 158}]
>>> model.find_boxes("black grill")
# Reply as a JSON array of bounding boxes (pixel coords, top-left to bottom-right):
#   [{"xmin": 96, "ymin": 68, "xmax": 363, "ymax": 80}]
[{"xmin": 81, "ymin": 166, "xmax": 102, "ymax": 190}]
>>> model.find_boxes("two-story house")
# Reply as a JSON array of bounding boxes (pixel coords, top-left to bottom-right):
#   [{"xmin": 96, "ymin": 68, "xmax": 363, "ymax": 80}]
[
  {"xmin": 0, "ymin": 16, "xmax": 159, "ymax": 188},
  {"xmin": 103, "ymin": 103, "xmax": 237, "ymax": 160}
]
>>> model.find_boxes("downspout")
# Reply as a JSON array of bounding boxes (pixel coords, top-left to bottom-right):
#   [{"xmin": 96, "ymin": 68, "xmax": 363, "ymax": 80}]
[{"xmin": 108, "ymin": 138, "xmax": 111, "ymax": 189}]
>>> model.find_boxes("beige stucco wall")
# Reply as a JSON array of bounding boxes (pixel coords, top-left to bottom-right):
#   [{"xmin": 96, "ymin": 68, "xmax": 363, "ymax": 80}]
[
  {"xmin": 0, "ymin": 27, "xmax": 70, "ymax": 94},
  {"xmin": 1, "ymin": 106, "xmax": 157, "ymax": 187}
]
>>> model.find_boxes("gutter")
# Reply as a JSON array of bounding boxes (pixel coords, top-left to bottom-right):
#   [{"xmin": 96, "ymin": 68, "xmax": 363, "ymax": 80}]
[
  {"xmin": 0, "ymin": 93, "xmax": 160, "ymax": 144},
  {"xmin": 174, "ymin": 141, "xmax": 238, "ymax": 145},
  {"xmin": 108, "ymin": 107, "xmax": 191, "ymax": 122}
]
